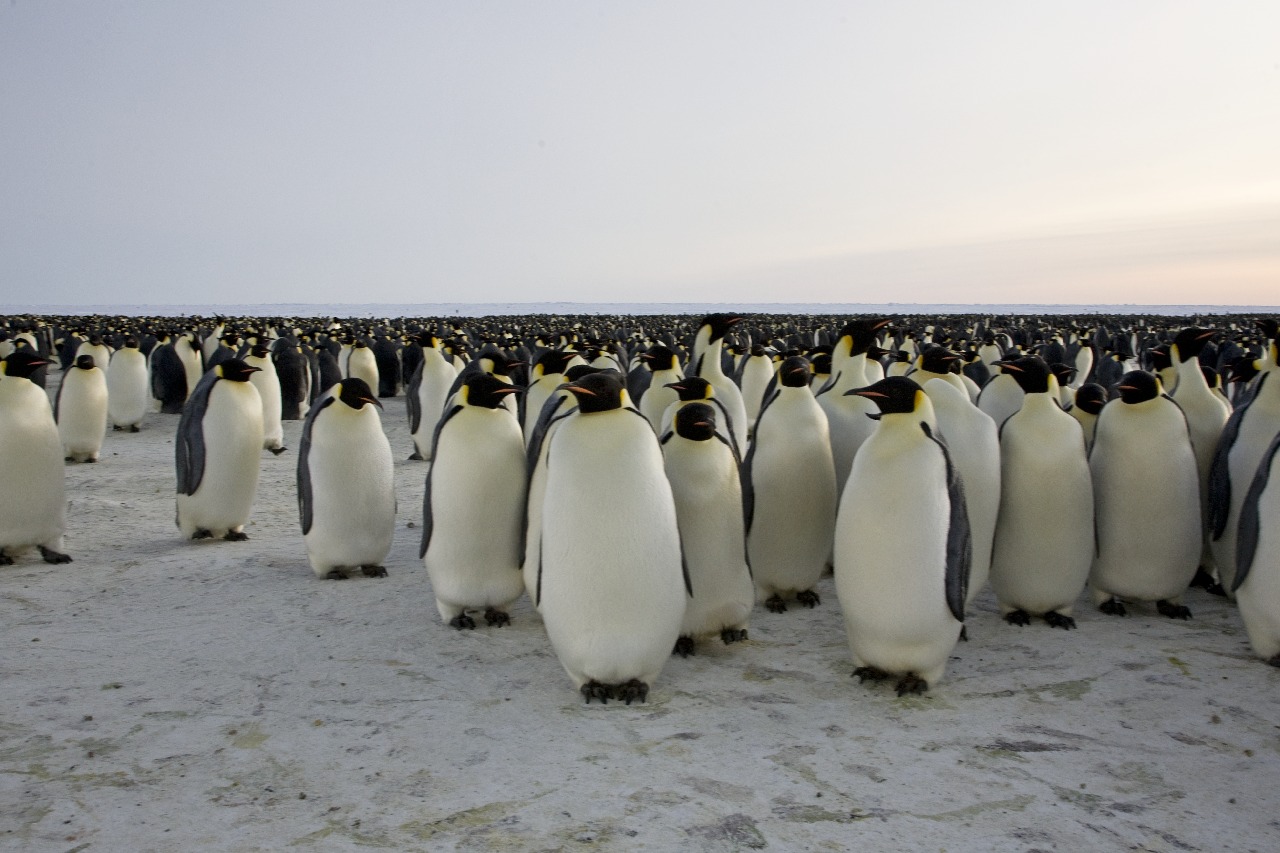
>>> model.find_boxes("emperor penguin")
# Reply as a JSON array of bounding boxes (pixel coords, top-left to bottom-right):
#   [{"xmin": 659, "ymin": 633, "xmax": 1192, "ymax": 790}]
[
  {"xmin": 661, "ymin": 402, "xmax": 754, "ymax": 655},
  {"xmin": 74, "ymin": 335, "xmax": 112, "ymax": 368},
  {"xmin": 175, "ymin": 359, "xmax": 265, "ymax": 541},
  {"xmin": 405, "ymin": 333, "xmax": 458, "ymax": 461},
  {"xmin": 738, "ymin": 344, "xmax": 776, "ymax": 434},
  {"xmin": 0, "ymin": 352, "xmax": 71, "ymax": 565},
  {"xmin": 922, "ymin": 377, "xmax": 999, "ymax": 607},
  {"xmin": 298, "ymin": 378, "xmax": 395, "ymax": 579},
  {"xmin": 834, "ymin": 376, "xmax": 969, "ymax": 695},
  {"xmin": 175, "ymin": 330, "xmax": 204, "ymax": 400},
  {"xmin": 107, "ymin": 338, "xmax": 149, "ymax": 431},
  {"xmin": 1068, "ymin": 383, "xmax": 1108, "ymax": 452},
  {"xmin": 55, "ymin": 355, "xmax": 108, "ymax": 463},
  {"xmin": 272, "ymin": 339, "xmax": 311, "ymax": 420},
  {"xmin": 149, "ymin": 334, "xmax": 190, "ymax": 414},
  {"xmin": 538, "ymin": 371, "xmax": 687, "ymax": 704},
  {"xmin": 745, "ymin": 356, "xmax": 838, "ymax": 612},
  {"xmin": 637, "ymin": 344, "xmax": 684, "ymax": 432},
  {"xmin": 1232, "ymin": 430, "xmax": 1280, "ymax": 665},
  {"xmin": 523, "ymin": 349, "xmax": 581, "ymax": 443},
  {"xmin": 344, "ymin": 338, "xmax": 380, "ymax": 392},
  {"xmin": 816, "ymin": 319, "xmax": 892, "ymax": 497},
  {"xmin": 1089, "ymin": 371, "xmax": 1201, "ymax": 618},
  {"xmin": 976, "ymin": 360, "xmax": 1025, "ymax": 428},
  {"xmin": 989, "ymin": 356, "xmax": 1094, "ymax": 629},
  {"xmin": 245, "ymin": 341, "xmax": 286, "ymax": 454},
  {"xmin": 421, "ymin": 374, "xmax": 526, "ymax": 628},
  {"xmin": 909, "ymin": 346, "xmax": 970, "ymax": 400},
  {"xmin": 691, "ymin": 313, "xmax": 749, "ymax": 452}
]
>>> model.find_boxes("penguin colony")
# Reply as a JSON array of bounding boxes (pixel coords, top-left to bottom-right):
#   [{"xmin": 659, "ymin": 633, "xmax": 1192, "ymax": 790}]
[{"xmin": 3, "ymin": 311, "xmax": 1280, "ymax": 703}]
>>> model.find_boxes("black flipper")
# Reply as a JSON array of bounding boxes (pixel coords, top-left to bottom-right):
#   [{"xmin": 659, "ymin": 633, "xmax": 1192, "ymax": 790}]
[
  {"xmin": 296, "ymin": 394, "xmax": 336, "ymax": 535},
  {"xmin": 175, "ymin": 370, "xmax": 220, "ymax": 496},
  {"xmin": 1234, "ymin": 430, "xmax": 1280, "ymax": 593},
  {"xmin": 419, "ymin": 404, "xmax": 464, "ymax": 559},
  {"xmin": 922, "ymin": 421, "xmax": 971, "ymax": 622},
  {"xmin": 405, "ymin": 358, "xmax": 424, "ymax": 434},
  {"xmin": 518, "ymin": 392, "xmax": 576, "ymax": 560},
  {"xmin": 1209, "ymin": 381, "xmax": 1259, "ymax": 539}
]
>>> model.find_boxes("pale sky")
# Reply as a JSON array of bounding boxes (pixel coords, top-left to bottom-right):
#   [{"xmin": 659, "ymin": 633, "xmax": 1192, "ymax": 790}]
[{"xmin": 3, "ymin": 1, "xmax": 1278, "ymax": 307}]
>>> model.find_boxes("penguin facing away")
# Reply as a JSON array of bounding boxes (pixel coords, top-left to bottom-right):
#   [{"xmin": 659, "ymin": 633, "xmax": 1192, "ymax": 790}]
[
  {"xmin": 107, "ymin": 338, "xmax": 149, "ymax": 431},
  {"xmin": 56, "ymin": 355, "xmax": 109, "ymax": 463},
  {"xmin": 245, "ymin": 341, "xmax": 286, "ymax": 455},
  {"xmin": 421, "ymin": 374, "xmax": 526, "ymax": 628},
  {"xmin": 834, "ymin": 376, "xmax": 969, "ymax": 696},
  {"xmin": 175, "ymin": 359, "xmax": 265, "ymax": 541},
  {"xmin": 692, "ymin": 313, "xmax": 749, "ymax": 453},
  {"xmin": 0, "ymin": 352, "xmax": 72, "ymax": 565},
  {"xmin": 405, "ymin": 333, "xmax": 458, "ymax": 461},
  {"xmin": 298, "ymin": 378, "xmax": 395, "ymax": 579}
]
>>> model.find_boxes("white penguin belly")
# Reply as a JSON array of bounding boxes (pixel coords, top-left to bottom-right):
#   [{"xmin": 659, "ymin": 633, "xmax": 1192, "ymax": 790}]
[
  {"xmin": 107, "ymin": 351, "xmax": 149, "ymax": 428},
  {"xmin": 305, "ymin": 416, "xmax": 395, "ymax": 574},
  {"xmin": 0, "ymin": 390, "xmax": 66, "ymax": 552},
  {"xmin": 178, "ymin": 386, "xmax": 263, "ymax": 536}
]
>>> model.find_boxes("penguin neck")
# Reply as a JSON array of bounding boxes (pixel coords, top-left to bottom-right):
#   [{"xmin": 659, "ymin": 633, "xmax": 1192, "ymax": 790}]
[
  {"xmin": 1019, "ymin": 390, "xmax": 1062, "ymax": 415},
  {"xmin": 1172, "ymin": 354, "xmax": 1211, "ymax": 396},
  {"xmin": 697, "ymin": 337, "xmax": 727, "ymax": 380},
  {"xmin": 830, "ymin": 354, "xmax": 869, "ymax": 393}
]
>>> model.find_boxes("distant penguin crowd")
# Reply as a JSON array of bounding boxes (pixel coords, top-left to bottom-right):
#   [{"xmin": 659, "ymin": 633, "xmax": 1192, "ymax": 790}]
[{"xmin": 3, "ymin": 310, "xmax": 1280, "ymax": 703}]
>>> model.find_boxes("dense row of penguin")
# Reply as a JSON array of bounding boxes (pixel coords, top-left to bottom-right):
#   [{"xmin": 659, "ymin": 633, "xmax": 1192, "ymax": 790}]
[{"xmin": 2, "ymin": 311, "xmax": 1280, "ymax": 703}]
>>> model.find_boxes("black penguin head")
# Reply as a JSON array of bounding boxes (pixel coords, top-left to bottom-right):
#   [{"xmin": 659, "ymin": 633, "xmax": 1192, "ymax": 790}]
[
  {"xmin": 1170, "ymin": 327, "xmax": 1216, "ymax": 363},
  {"xmin": 217, "ymin": 359, "xmax": 261, "ymax": 383},
  {"xmin": 639, "ymin": 344, "xmax": 678, "ymax": 371},
  {"xmin": 1226, "ymin": 356, "xmax": 1261, "ymax": 385},
  {"xmin": 337, "ymin": 378, "xmax": 382, "ymax": 410},
  {"xmin": 1049, "ymin": 362, "xmax": 1077, "ymax": 388},
  {"xmin": 699, "ymin": 313, "xmax": 742, "ymax": 343},
  {"xmin": 674, "ymin": 402, "xmax": 718, "ymax": 441},
  {"xmin": 2, "ymin": 351, "xmax": 50, "ymax": 378},
  {"xmin": 1257, "ymin": 318, "xmax": 1278, "ymax": 343},
  {"xmin": 809, "ymin": 351, "xmax": 833, "ymax": 375},
  {"xmin": 749, "ymin": 344, "xmax": 767, "ymax": 358},
  {"xmin": 124, "ymin": 337, "xmax": 140, "ymax": 349},
  {"xmin": 847, "ymin": 376, "xmax": 924, "ymax": 415},
  {"xmin": 778, "ymin": 355, "xmax": 812, "ymax": 388},
  {"xmin": 996, "ymin": 355, "xmax": 1053, "ymax": 394},
  {"xmin": 562, "ymin": 371, "xmax": 627, "ymax": 413},
  {"xmin": 918, "ymin": 345, "xmax": 961, "ymax": 375},
  {"xmin": 1147, "ymin": 347, "xmax": 1173, "ymax": 371},
  {"xmin": 74, "ymin": 355, "xmax": 96, "ymax": 370},
  {"xmin": 251, "ymin": 342, "xmax": 271, "ymax": 359},
  {"xmin": 664, "ymin": 376, "xmax": 713, "ymax": 402},
  {"xmin": 535, "ymin": 349, "xmax": 578, "ymax": 376},
  {"xmin": 462, "ymin": 374, "xmax": 522, "ymax": 409},
  {"xmin": 838, "ymin": 318, "xmax": 891, "ymax": 356},
  {"xmin": 1116, "ymin": 370, "xmax": 1160, "ymax": 404},
  {"xmin": 1073, "ymin": 383, "xmax": 1108, "ymax": 415}
]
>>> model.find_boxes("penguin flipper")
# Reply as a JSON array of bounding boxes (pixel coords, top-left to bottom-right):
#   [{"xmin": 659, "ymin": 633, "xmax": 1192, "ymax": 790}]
[
  {"xmin": 922, "ymin": 422, "xmax": 971, "ymax": 622},
  {"xmin": 419, "ymin": 404, "xmax": 464, "ymax": 559},
  {"xmin": 1234, "ymin": 431, "xmax": 1280, "ymax": 593},
  {"xmin": 519, "ymin": 400, "xmax": 575, "ymax": 561},
  {"xmin": 296, "ymin": 395, "xmax": 335, "ymax": 535},
  {"xmin": 175, "ymin": 372, "xmax": 218, "ymax": 496},
  {"xmin": 405, "ymin": 359, "xmax": 424, "ymax": 433},
  {"xmin": 1209, "ymin": 397, "xmax": 1251, "ymax": 540}
]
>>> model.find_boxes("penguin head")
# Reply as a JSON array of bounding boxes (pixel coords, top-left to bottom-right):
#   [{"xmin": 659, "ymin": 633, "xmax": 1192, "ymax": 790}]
[
  {"xmin": 847, "ymin": 376, "xmax": 925, "ymax": 416},
  {"xmin": 1225, "ymin": 356, "xmax": 1261, "ymax": 385},
  {"xmin": 336, "ymin": 378, "xmax": 382, "ymax": 410},
  {"xmin": 918, "ymin": 345, "xmax": 961, "ymax": 375},
  {"xmin": 534, "ymin": 349, "xmax": 579, "ymax": 377},
  {"xmin": 674, "ymin": 402, "xmax": 718, "ymax": 442},
  {"xmin": 1257, "ymin": 318, "xmax": 1278, "ymax": 343},
  {"xmin": 837, "ymin": 318, "xmax": 891, "ymax": 356},
  {"xmin": 562, "ymin": 371, "xmax": 627, "ymax": 414},
  {"xmin": 699, "ymin": 313, "xmax": 742, "ymax": 343},
  {"xmin": 809, "ymin": 351, "xmax": 832, "ymax": 376},
  {"xmin": 1049, "ymin": 362, "xmax": 1077, "ymax": 388},
  {"xmin": 1073, "ymin": 383, "xmax": 1108, "ymax": 415},
  {"xmin": 1170, "ymin": 327, "xmax": 1216, "ymax": 363},
  {"xmin": 639, "ymin": 344, "xmax": 678, "ymax": 372},
  {"xmin": 995, "ymin": 355, "xmax": 1054, "ymax": 395},
  {"xmin": 664, "ymin": 376, "xmax": 713, "ymax": 402},
  {"xmin": 1147, "ymin": 346, "xmax": 1172, "ymax": 372},
  {"xmin": 74, "ymin": 355, "xmax": 96, "ymax": 370},
  {"xmin": 564, "ymin": 364, "xmax": 605, "ymax": 384},
  {"xmin": 1116, "ymin": 370, "xmax": 1161, "ymax": 404},
  {"xmin": 251, "ymin": 341, "xmax": 271, "ymax": 359},
  {"xmin": 124, "ymin": 337, "xmax": 140, "ymax": 349},
  {"xmin": 217, "ymin": 359, "xmax": 261, "ymax": 383},
  {"xmin": 1, "ymin": 351, "xmax": 50, "ymax": 378},
  {"xmin": 778, "ymin": 355, "xmax": 812, "ymax": 387},
  {"xmin": 461, "ymin": 374, "xmax": 522, "ymax": 409}
]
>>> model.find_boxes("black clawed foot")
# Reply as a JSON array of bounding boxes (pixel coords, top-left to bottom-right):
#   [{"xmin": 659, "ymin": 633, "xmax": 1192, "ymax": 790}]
[
  {"xmin": 407, "ymin": 451, "xmax": 424, "ymax": 461},
  {"xmin": 1004, "ymin": 610, "xmax": 1031, "ymax": 627},
  {"xmin": 0, "ymin": 553, "xmax": 13, "ymax": 566},
  {"xmin": 113, "ymin": 425, "xmax": 124, "ymax": 432},
  {"xmin": 617, "ymin": 679, "xmax": 648, "ymax": 705},
  {"xmin": 853, "ymin": 666, "xmax": 889, "ymax": 683},
  {"xmin": 449, "ymin": 613, "xmax": 477, "ymax": 631},
  {"xmin": 268, "ymin": 446, "xmax": 287, "ymax": 456},
  {"xmin": 85, "ymin": 457, "xmax": 97, "ymax": 463},
  {"xmin": 1267, "ymin": 654, "xmax": 1280, "ymax": 669},
  {"xmin": 360, "ymin": 565, "xmax": 388, "ymax": 578},
  {"xmin": 721, "ymin": 628, "xmax": 748, "ymax": 645},
  {"xmin": 38, "ymin": 546, "xmax": 72, "ymax": 564},
  {"xmin": 325, "ymin": 569, "xmax": 348, "ymax": 580},
  {"xmin": 64, "ymin": 456, "xmax": 74, "ymax": 462},
  {"xmin": 1205, "ymin": 582, "xmax": 1227, "ymax": 598},
  {"xmin": 223, "ymin": 530, "xmax": 249, "ymax": 541},
  {"xmin": 1099, "ymin": 598, "xmax": 1128, "ymax": 617},
  {"xmin": 673, "ymin": 636, "xmax": 695, "ymax": 657},
  {"xmin": 484, "ymin": 608, "xmax": 510, "ymax": 627},
  {"xmin": 1157, "ymin": 600, "xmax": 1192, "ymax": 620},
  {"xmin": 959, "ymin": 625, "xmax": 969, "ymax": 642},
  {"xmin": 895, "ymin": 674, "xmax": 928, "ymax": 696},
  {"xmin": 765, "ymin": 595, "xmax": 788, "ymax": 613},
  {"xmin": 1188, "ymin": 567, "xmax": 1216, "ymax": 589},
  {"xmin": 129, "ymin": 425, "xmax": 140, "ymax": 433},
  {"xmin": 191, "ymin": 529, "xmax": 214, "ymax": 541},
  {"xmin": 796, "ymin": 589, "xmax": 821, "ymax": 608},
  {"xmin": 581, "ymin": 681, "xmax": 611, "ymax": 704},
  {"xmin": 1044, "ymin": 611, "xmax": 1077, "ymax": 630}
]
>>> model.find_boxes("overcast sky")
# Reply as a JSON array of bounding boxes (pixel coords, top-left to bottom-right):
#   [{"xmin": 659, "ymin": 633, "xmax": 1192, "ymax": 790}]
[{"xmin": 3, "ymin": 1, "xmax": 1278, "ymax": 307}]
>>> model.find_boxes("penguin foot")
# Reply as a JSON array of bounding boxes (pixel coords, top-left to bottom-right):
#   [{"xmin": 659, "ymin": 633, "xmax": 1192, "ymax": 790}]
[
  {"xmin": 113, "ymin": 425, "xmax": 124, "ymax": 432},
  {"xmin": 484, "ymin": 608, "xmax": 510, "ymax": 627},
  {"xmin": 1099, "ymin": 598, "xmax": 1128, "ymax": 617},
  {"xmin": 853, "ymin": 666, "xmax": 890, "ymax": 683},
  {"xmin": 617, "ymin": 679, "xmax": 648, "ymax": 705},
  {"xmin": 407, "ymin": 451, "xmax": 424, "ymax": 461},
  {"xmin": 765, "ymin": 595, "xmax": 788, "ymax": 613},
  {"xmin": 85, "ymin": 457, "xmax": 98, "ymax": 463},
  {"xmin": 1004, "ymin": 610, "xmax": 1031, "ymax": 627},
  {"xmin": 721, "ymin": 628, "xmax": 748, "ymax": 645},
  {"xmin": 673, "ymin": 636, "xmax": 695, "ymax": 657},
  {"xmin": 1156, "ymin": 600, "xmax": 1192, "ymax": 620},
  {"xmin": 38, "ymin": 546, "xmax": 72, "ymax": 565},
  {"xmin": 360, "ymin": 565, "xmax": 388, "ymax": 578},
  {"xmin": 1204, "ymin": 582, "xmax": 1227, "ymax": 598},
  {"xmin": 796, "ymin": 589, "xmax": 821, "ymax": 608},
  {"xmin": 223, "ymin": 530, "xmax": 249, "ymax": 542},
  {"xmin": 1044, "ymin": 612, "xmax": 1077, "ymax": 630},
  {"xmin": 581, "ymin": 681, "xmax": 612, "ymax": 704},
  {"xmin": 1189, "ymin": 567, "xmax": 1217, "ymax": 589},
  {"xmin": 895, "ymin": 674, "xmax": 929, "ymax": 696},
  {"xmin": 449, "ymin": 613, "xmax": 477, "ymax": 631},
  {"xmin": 0, "ymin": 553, "xmax": 13, "ymax": 566},
  {"xmin": 1267, "ymin": 654, "xmax": 1280, "ymax": 669},
  {"xmin": 268, "ymin": 446, "xmax": 287, "ymax": 456},
  {"xmin": 64, "ymin": 456, "xmax": 74, "ymax": 462},
  {"xmin": 191, "ymin": 529, "xmax": 214, "ymax": 541},
  {"xmin": 129, "ymin": 425, "xmax": 141, "ymax": 433},
  {"xmin": 325, "ymin": 570, "xmax": 348, "ymax": 580},
  {"xmin": 959, "ymin": 625, "xmax": 969, "ymax": 642}
]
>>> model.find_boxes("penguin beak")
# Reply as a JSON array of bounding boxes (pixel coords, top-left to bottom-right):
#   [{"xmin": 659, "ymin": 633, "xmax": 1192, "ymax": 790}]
[
  {"xmin": 493, "ymin": 386, "xmax": 523, "ymax": 396},
  {"xmin": 663, "ymin": 382, "xmax": 685, "ymax": 391},
  {"xmin": 848, "ymin": 389, "xmax": 887, "ymax": 398},
  {"xmin": 562, "ymin": 383, "xmax": 595, "ymax": 397},
  {"xmin": 361, "ymin": 395, "xmax": 383, "ymax": 409}
]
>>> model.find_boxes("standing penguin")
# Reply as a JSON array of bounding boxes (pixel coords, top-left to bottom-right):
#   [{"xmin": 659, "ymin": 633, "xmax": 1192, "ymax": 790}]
[
  {"xmin": 834, "ymin": 376, "xmax": 969, "ymax": 695},
  {"xmin": 298, "ymin": 378, "xmax": 395, "ymax": 579},
  {"xmin": 107, "ymin": 338, "xmax": 149, "ymax": 431},
  {"xmin": 55, "ymin": 355, "xmax": 108, "ymax": 463},
  {"xmin": 344, "ymin": 338, "xmax": 380, "ymax": 392},
  {"xmin": 245, "ymin": 341, "xmax": 286, "ymax": 454},
  {"xmin": 175, "ymin": 359, "xmax": 265, "ymax": 541},
  {"xmin": 1089, "ymin": 371, "xmax": 1201, "ymax": 618},
  {"xmin": 149, "ymin": 333, "xmax": 189, "ymax": 414},
  {"xmin": 745, "ymin": 356, "xmax": 838, "ymax": 612},
  {"xmin": 272, "ymin": 339, "xmax": 311, "ymax": 421},
  {"xmin": 421, "ymin": 374, "xmax": 526, "ymax": 627},
  {"xmin": 0, "ymin": 352, "xmax": 71, "ymax": 565},
  {"xmin": 661, "ymin": 402, "xmax": 754, "ymax": 655},
  {"xmin": 1232, "ymin": 430, "xmax": 1280, "ymax": 665},
  {"xmin": 538, "ymin": 372, "xmax": 687, "ymax": 703},
  {"xmin": 522, "ymin": 349, "xmax": 581, "ymax": 443},
  {"xmin": 406, "ymin": 333, "xmax": 459, "ymax": 461},
  {"xmin": 691, "ymin": 313, "xmax": 749, "ymax": 453},
  {"xmin": 738, "ymin": 344, "xmax": 776, "ymax": 435},
  {"xmin": 1068, "ymin": 383, "xmax": 1108, "ymax": 452},
  {"xmin": 637, "ymin": 344, "xmax": 684, "ymax": 433},
  {"xmin": 817, "ymin": 319, "xmax": 891, "ymax": 498},
  {"xmin": 989, "ymin": 356, "xmax": 1094, "ymax": 628}
]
